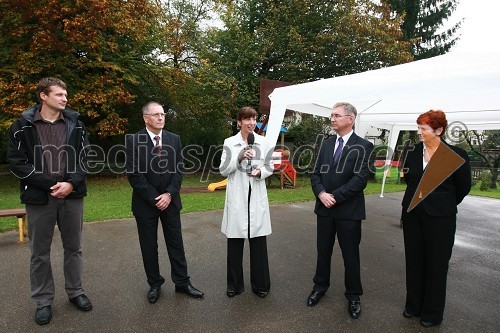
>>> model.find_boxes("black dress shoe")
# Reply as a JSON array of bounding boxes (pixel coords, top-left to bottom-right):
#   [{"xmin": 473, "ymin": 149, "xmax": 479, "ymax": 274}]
[
  {"xmin": 69, "ymin": 294, "xmax": 93, "ymax": 311},
  {"xmin": 306, "ymin": 290, "xmax": 325, "ymax": 307},
  {"xmin": 175, "ymin": 284, "xmax": 204, "ymax": 298},
  {"xmin": 253, "ymin": 290, "xmax": 269, "ymax": 298},
  {"xmin": 348, "ymin": 300, "xmax": 361, "ymax": 319},
  {"xmin": 420, "ymin": 319, "xmax": 440, "ymax": 327},
  {"xmin": 147, "ymin": 286, "xmax": 161, "ymax": 303},
  {"xmin": 35, "ymin": 306, "xmax": 52, "ymax": 325},
  {"xmin": 403, "ymin": 309, "xmax": 420, "ymax": 318}
]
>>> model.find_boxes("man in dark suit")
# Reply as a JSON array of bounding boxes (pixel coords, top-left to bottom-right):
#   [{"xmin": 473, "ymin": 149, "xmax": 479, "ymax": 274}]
[
  {"xmin": 126, "ymin": 101, "xmax": 204, "ymax": 303},
  {"xmin": 307, "ymin": 102, "xmax": 373, "ymax": 319}
]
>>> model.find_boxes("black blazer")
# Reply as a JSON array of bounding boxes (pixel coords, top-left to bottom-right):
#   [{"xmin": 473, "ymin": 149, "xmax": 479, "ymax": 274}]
[
  {"xmin": 401, "ymin": 141, "xmax": 471, "ymax": 218},
  {"xmin": 311, "ymin": 133, "xmax": 374, "ymax": 219},
  {"xmin": 126, "ymin": 128, "xmax": 183, "ymax": 218}
]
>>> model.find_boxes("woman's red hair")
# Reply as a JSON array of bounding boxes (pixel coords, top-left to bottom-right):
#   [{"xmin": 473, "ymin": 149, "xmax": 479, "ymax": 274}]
[{"xmin": 417, "ymin": 110, "xmax": 447, "ymax": 136}]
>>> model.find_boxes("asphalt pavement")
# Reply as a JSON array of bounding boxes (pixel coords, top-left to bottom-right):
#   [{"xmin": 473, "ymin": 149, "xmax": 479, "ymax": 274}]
[{"xmin": 0, "ymin": 192, "xmax": 498, "ymax": 333}]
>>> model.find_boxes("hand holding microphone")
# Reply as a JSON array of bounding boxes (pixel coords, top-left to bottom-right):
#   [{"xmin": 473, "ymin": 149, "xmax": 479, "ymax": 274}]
[{"xmin": 245, "ymin": 133, "xmax": 255, "ymax": 174}]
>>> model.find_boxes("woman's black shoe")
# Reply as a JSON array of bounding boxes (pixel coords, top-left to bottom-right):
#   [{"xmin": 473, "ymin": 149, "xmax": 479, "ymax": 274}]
[
  {"xmin": 420, "ymin": 320, "xmax": 440, "ymax": 327},
  {"xmin": 227, "ymin": 290, "xmax": 241, "ymax": 297},
  {"xmin": 253, "ymin": 290, "xmax": 268, "ymax": 298},
  {"xmin": 403, "ymin": 309, "xmax": 419, "ymax": 318}
]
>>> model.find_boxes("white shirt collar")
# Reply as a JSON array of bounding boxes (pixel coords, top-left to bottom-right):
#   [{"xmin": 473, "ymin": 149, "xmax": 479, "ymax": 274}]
[
  {"xmin": 146, "ymin": 128, "xmax": 162, "ymax": 145},
  {"xmin": 236, "ymin": 131, "xmax": 259, "ymax": 147},
  {"xmin": 337, "ymin": 130, "xmax": 353, "ymax": 146},
  {"xmin": 422, "ymin": 143, "xmax": 429, "ymax": 169}
]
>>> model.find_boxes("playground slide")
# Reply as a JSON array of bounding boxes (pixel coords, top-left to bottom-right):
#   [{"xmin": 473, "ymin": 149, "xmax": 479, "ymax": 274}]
[{"xmin": 207, "ymin": 178, "xmax": 228, "ymax": 192}]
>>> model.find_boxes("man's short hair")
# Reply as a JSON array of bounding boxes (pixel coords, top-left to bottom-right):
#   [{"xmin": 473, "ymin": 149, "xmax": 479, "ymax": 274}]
[
  {"xmin": 36, "ymin": 77, "xmax": 67, "ymax": 102},
  {"xmin": 333, "ymin": 102, "xmax": 357, "ymax": 118},
  {"xmin": 142, "ymin": 101, "xmax": 162, "ymax": 115}
]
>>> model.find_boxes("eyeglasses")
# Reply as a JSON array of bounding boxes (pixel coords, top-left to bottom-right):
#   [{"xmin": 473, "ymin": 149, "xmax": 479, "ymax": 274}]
[
  {"xmin": 331, "ymin": 114, "xmax": 352, "ymax": 119},
  {"xmin": 145, "ymin": 113, "xmax": 166, "ymax": 118}
]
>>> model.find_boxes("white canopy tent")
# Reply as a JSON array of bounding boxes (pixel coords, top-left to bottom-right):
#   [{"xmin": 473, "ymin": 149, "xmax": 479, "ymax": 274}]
[{"xmin": 265, "ymin": 52, "xmax": 500, "ymax": 196}]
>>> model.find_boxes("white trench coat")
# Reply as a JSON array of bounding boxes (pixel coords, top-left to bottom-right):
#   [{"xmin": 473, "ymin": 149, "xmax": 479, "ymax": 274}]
[{"xmin": 219, "ymin": 132, "xmax": 273, "ymax": 238}]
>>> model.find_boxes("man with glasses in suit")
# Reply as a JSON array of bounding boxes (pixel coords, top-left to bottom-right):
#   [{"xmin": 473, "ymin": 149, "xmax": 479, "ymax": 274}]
[
  {"xmin": 126, "ymin": 101, "xmax": 204, "ymax": 304},
  {"xmin": 306, "ymin": 102, "xmax": 373, "ymax": 320}
]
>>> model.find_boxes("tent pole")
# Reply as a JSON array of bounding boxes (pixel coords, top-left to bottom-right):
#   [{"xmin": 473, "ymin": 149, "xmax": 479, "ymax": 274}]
[
  {"xmin": 380, "ymin": 127, "xmax": 401, "ymax": 197},
  {"xmin": 380, "ymin": 167, "xmax": 389, "ymax": 198}
]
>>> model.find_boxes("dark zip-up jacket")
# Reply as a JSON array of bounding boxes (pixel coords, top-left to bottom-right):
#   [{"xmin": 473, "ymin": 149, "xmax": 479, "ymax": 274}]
[{"xmin": 7, "ymin": 105, "xmax": 90, "ymax": 205}]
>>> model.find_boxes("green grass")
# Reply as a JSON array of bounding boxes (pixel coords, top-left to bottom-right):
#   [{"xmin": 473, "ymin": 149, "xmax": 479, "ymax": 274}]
[
  {"xmin": 1, "ymin": 167, "xmax": 497, "ymax": 232},
  {"xmin": 469, "ymin": 184, "xmax": 500, "ymax": 199}
]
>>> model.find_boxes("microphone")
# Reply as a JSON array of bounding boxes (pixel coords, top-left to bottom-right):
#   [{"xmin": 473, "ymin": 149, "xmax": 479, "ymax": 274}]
[
  {"xmin": 247, "ymin": 132, "xmax": 255, "ymax": 146},
  {"xmin": 246, "ymin": 133, "xmax": 255, "ymax": 174}
]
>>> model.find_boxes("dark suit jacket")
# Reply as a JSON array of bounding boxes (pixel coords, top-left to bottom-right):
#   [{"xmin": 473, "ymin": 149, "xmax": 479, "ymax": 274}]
[
  {"xmin": 126, "ymin": 128, "xmax": 183, "ymax": 218},
  {"xmin": 311, "ymin": 133, "xmax": 374, "ymax": 220},
  {"xmin": 401, "ymin": 141, "xmax": 471, "ymax": 218}
]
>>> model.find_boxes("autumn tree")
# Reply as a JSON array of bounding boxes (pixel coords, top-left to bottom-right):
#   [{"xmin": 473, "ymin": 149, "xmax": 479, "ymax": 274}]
[
  {"xmin": 383, "ymin": 0, "xmax": 462, "ymax": 59},
  {"xmin": 143, "ymin": 0, "xmax": 234, "ymax": 149},
  {"xmin": 0, "ymin": 0, "xmax": 159, "ymax": 138},
  {"xmin": 202, "ymin": 0, "xmax": 413, "ymax": 116}
]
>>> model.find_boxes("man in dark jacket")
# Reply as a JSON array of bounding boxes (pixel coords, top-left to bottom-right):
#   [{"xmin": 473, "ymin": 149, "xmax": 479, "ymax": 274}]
[
  {"xmin": 7, "ymin": 77, "xmax": 92, "ymax": 325},
  {"xmin": 307, "ymin": 102, "xmax": 373, "ymax": 320},
  {"xmin": 126, "ymin": 101, "xmax": 204, "ymax": 304}
]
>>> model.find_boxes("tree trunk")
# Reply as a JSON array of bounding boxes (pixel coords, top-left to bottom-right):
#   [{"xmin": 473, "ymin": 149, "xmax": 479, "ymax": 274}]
[
  {"xmin": 490, "ymin": 159, "xmax": 499, "ymax": 189},
  {"xmin": 491, "ymin": 172, "xmax": 498, "ymax": 189}
]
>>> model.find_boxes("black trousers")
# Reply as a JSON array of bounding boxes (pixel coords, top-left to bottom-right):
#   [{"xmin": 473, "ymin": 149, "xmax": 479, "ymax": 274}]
[
  {"xmin": 226, "ymin": 182, "xmax": 270, "ymax": 293},
  {"xmin": 135, "ymin": 208, "xmax": 190, "ymax": 288},
  {"xmin": 227, "ymin": 237, "xmax": 270, "ymax": 293},
  {"xmin": 403, "ymin": 206, "xmax": 456, "ymax": 323},
  {"xmin": 313, "ymin": 216, "xmax": 363, "ymax": 301}
]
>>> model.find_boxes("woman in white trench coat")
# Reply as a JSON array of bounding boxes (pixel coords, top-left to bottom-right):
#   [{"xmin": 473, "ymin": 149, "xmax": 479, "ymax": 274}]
[{"xmin": 219, "ymin": 107, "xmax": 273, "ymax": 298}]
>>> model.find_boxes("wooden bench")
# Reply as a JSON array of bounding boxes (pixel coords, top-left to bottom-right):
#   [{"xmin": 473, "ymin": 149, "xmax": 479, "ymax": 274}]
[{"xmin": 0, "ymin": 208, "xmax": 27, "ymax": 243}]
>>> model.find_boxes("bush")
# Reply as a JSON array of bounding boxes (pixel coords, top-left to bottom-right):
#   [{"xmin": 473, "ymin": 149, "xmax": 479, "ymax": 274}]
[{"xmin": 479, "ymin": 170, "xmax": 492, "ymax": 191}]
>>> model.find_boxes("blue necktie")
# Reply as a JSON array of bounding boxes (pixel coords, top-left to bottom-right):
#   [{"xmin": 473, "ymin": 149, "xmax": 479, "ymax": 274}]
[{"xmin": 332, "ymin": 137, "xmax": 344, "ymax": 164}]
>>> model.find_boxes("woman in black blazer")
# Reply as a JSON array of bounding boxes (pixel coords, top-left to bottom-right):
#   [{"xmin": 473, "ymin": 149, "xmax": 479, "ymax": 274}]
[{"xmin": 400, "ymin": 110, "xmax": 471, "ymax": 328}]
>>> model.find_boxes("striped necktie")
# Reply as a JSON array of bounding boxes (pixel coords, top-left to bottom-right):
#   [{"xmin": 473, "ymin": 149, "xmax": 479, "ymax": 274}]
[{"xmin": 154, "ymin": 135, "xmax": 161, "ymax": 155}]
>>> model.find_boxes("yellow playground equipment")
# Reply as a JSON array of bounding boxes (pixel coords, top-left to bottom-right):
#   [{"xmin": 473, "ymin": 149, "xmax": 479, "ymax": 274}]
[
  {"xmin": 206, "ymin": 149, "xmax": 297, "ymax": 191},
  {"xmin": 207, "ymin": 178, "xmax": 228, "ymax": 192}
]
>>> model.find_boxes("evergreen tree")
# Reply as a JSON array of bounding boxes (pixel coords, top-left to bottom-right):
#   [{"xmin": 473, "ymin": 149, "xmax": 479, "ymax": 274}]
[{"xmin": 383, "ymin": 0, "xmax": 462, "ymax": 59}]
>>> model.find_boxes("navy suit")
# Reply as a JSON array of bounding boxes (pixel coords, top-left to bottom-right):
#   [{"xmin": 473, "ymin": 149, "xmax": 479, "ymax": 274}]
[
  {"xmin": 401, "ymin": 141, "xmax": 471, "ymax": 323},
  {"xmin": 310, "ymin": 133, "xmax": 373, "ymax": 300},
  {"xmin": 126, "ymin": 129, "xmax": 190, "ymax": 288}
]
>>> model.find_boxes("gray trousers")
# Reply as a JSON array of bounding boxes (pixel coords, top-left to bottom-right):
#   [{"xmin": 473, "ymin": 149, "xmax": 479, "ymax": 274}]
[{"xmin": 26, "ymin": 196, "xmax": 85, "ymax": 308}]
